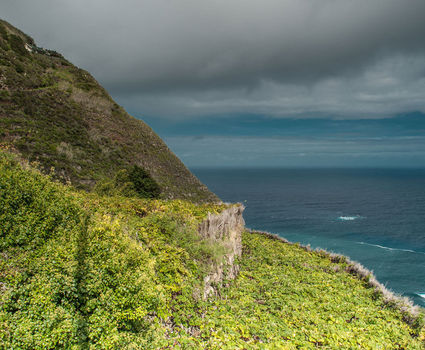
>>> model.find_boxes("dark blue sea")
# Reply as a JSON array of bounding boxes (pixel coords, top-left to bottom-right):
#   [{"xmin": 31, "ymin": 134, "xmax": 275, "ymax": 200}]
[{"xmin": 192, "ymin": 168, "xmax": 425, "ymax": 307}]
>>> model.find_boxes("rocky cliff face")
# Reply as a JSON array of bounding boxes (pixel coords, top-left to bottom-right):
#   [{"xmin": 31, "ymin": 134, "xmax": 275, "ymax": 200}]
[{"xmin": 198, "ymin": 205, "xmax": 245, "ymax": 298}]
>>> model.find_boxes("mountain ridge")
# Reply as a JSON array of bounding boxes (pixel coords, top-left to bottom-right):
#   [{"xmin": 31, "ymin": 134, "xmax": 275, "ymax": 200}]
[{"xmin": 0, "ymin": 19, "xmax": 217, "ymax": 202}]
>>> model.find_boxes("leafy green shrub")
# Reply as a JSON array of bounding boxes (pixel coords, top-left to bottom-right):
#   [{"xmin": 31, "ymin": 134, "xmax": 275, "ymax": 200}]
[
  {"xmin": 15, "ymin": 61, "xmax": 25, "ymax": 73},
  {"xmin": 9, "ymin": 34, "xmax": 28, "ymax": 56},
  {"xmin": 0, "ymin": 23, "xmax": 7, "ymax": 39},
  {"xmin": 0, "ymin": 150, "xmax": 227, "ymax": 348},
  {"xmin": 94, "ymin": 169, "xmax": 135, "ymax": 197},
  {"xmin": 0, "ymin": 90, "xmax": 9, "ymax": 99},
  {"xmin": 0, "ymin": 154, "xmax": 82, "ymax": 249},
  {"xmin": 94, "ymin": 166, "xmax": 160, "ymax": 199},
  {"xmin": 1, "ymin": 150, "xmax": 423, "ymax": 349},
  {"xmin": 129, "ymin": 165, "xmax": 161, "ymax": 198},
  {"xmin": 164, "ymin": 232, "xmax": 425, "ymax": 349},
  {"xmin": 0, "ymin": 38, "xmax": 9, "ymax": 51}
]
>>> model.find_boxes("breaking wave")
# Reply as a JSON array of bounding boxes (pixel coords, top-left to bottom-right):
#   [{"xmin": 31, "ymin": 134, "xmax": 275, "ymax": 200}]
[
  {"xmin": 356, "ymin": 241, "xmax": 425, "ymax": 255},
  {"xmin": 337, "ymin": 215, "xmax": 363, "ymax": 221}
]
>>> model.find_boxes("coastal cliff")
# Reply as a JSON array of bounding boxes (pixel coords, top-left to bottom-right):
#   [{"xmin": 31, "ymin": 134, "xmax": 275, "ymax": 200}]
[
  {"xmin": 198, "ymin": 205, "xmax": 245, "ymax": 298},
  {"xmin": 1, "ymin": 124, "xmax": 424, "ymax": 349},
  {"xmin": 1, "ymin": 18, "xmax": 424, "ymax": 349}
]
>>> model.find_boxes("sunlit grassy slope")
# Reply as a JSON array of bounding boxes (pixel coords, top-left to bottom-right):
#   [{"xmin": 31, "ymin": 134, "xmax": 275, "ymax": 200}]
[
  {"xmin": 1, "ymin": 150, "xmax": 424, "ymax": 349},
  {"xmin": 165, "ymin": 232, "xmax": 425, "ymax": 349},
  {"xmin": 0, "ymin": 150, "xmax": 225, "ymax": 348}
]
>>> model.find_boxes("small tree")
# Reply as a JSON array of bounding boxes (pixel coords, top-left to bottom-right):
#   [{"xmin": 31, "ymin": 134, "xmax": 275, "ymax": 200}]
[
  {"xmin": 128, "ymin": 165, "xmax": 161, "ymax": 199},
  {"xmin": 94, "ymin": 166, "xmax": 161, "ymax": 199}
]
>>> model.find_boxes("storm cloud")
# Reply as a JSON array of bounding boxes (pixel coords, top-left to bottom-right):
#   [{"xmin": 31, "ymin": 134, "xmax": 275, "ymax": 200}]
[{"xmin": 1, "ymin": 0, "xmax": 425, "ymax": 118}]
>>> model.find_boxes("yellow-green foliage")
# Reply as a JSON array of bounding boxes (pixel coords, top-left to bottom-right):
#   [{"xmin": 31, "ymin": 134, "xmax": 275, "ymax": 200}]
[
  {"xmin": 93, "ymin": 165, "xmax": 161, "ymax": 199},
  {"xmin": 1, "ymin": 150, "xmax": 424, "ymax": 349},
  {"xmin": 0, "ymin": 150, "xmax": 225, "ymax": 349},
  {"xmin": 160, "ymin": 232, "xmax": 425, "ymax": 349}
]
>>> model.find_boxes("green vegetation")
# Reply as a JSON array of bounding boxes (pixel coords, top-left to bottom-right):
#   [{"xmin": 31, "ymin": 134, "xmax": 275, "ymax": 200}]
[
  {"xmin": 0, "ymin": 23, "xmax": 8, "ymax": 40},
  {"xmin": 9, "ymin": 34, "xmax": 28, "ymax": 57},
  {"xmin": 0, "ymin": 19, "xmax": 217, "ymax": 203},
  {"xmin": 164, "ymin": 233, "xmax": 425, "ymax": 348},
  {"xmin": 94, "ymin": 165, "xmax": 161, "ymax": 199},
  {"xmin": 1, "ymin": 150, "xmax": 424, "ymax": 349},
  {"xmin": 1, "ymin": 18, "xmax": 424, "ymax": 349},
  {"xmin": 128, "ymin": 165, "xmax": 161, "ymax": 198},
  {"xmin": 0, "ymin": 150, "xmax": 225, "ymax": 348}
]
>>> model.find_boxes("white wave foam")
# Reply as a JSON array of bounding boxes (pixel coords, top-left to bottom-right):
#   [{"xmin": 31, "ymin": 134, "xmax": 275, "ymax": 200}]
[
  {"xmin": 417, "ymin": 293, "xmax": 425, "ymax": 300},
  {"xmin": 357, "ymin": 241, "xmax": 425, "ymax": 255},
  {"xmin": 338, "ymin": 215, "xmax": 361, "ymax": 221}
]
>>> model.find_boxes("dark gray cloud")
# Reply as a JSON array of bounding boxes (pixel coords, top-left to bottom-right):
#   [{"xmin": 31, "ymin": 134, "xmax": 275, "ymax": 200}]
[{"xmin": 1, "ymin": 0, "xmax": 425, "ymax": 117}]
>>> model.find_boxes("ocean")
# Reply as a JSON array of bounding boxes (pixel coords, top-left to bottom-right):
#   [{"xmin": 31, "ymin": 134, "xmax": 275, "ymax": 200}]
[{"xmin": 192, "ymin": 168, "xmax": 425, "ymax": 307}]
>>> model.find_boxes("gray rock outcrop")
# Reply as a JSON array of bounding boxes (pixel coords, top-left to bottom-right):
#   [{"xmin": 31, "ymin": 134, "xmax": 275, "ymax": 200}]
[{"xmin": 198, "ymin": 204, "xmax": 245, "ymax": 299}]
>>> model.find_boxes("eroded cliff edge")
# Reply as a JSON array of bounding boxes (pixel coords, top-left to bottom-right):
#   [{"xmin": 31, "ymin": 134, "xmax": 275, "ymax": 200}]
[{"xmin": 198, "ymin": 205, "xmax": 245, "ymax": 299}]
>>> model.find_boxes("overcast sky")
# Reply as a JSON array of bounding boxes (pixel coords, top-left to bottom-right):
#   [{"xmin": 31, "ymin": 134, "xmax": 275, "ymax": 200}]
[{"xmin": 1, "ymin": 0, "xmax": 425, "ymax": 167}]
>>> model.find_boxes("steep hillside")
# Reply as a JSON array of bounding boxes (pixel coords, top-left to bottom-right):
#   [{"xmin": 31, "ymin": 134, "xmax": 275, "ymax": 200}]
[
  {"xmin": 0, "ymin": 19, "xmax": 217, "ymax": 202},
  {"xmin": 0, "ymin": 149, "xmax": 229, "ymax": 348},
  {"xmin": 1, "ymin": 19, "xmax": 424, "ymax": 350},
  {"xmin": 1, "ymin": 150, "xmax": 424, "ymax": 348}
]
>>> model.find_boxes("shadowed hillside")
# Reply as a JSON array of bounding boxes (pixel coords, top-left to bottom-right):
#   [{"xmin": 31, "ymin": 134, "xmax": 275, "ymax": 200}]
[{"xmin": 0, "ymin": 19, "xmax": 217, "ymax": 202}]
